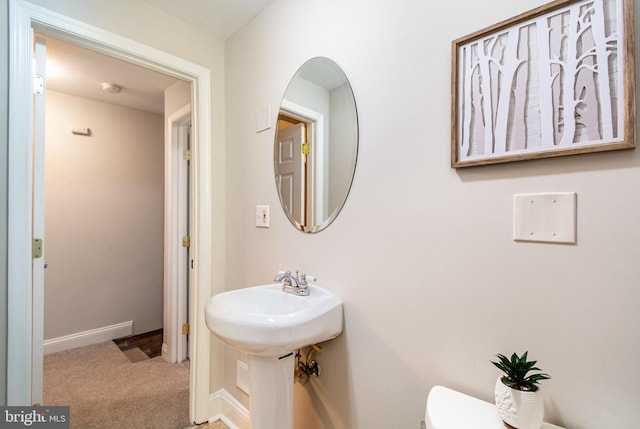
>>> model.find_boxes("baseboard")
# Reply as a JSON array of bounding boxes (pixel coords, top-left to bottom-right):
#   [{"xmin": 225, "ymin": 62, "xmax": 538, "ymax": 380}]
[
  {"xmin": 43, "ymin": 321, "xmax": 134, "ymax": 355},
  {"xmin": 208, "ymin": 389, "xmax": 250, "ymax": 429},
  {"xmin": 161, "ymin": 342, "xmax": 170, "ymax": 362}
]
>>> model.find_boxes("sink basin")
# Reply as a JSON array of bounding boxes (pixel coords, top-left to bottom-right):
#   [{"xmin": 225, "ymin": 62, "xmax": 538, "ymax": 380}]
[{"xmin": 205, "ymin": 283, "xmax": 343, "ymax": 356}]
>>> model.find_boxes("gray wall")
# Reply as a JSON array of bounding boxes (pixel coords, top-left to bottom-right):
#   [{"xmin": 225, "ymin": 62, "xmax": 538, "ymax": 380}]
[
  {"xmin": 1, "ymin": 0, "xmax": 9, "ymax": 406},
  {"xmin": 44, "ymin": 90, "xmax": 164, "ymax": 340}
]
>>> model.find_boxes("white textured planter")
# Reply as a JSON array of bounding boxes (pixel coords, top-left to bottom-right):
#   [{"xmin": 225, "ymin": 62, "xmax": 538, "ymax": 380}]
[{"xmin": 494, "ymin": 376, "xmax": 544, "ymax": 429}]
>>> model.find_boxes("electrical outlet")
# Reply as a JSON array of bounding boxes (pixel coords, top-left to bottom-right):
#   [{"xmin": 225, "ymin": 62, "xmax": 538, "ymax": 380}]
[
  {"xmin": 236, "ymin": 360, "xmax": 250, "ymax": 394},
  {"xmin": 256, "ymin": 205, "xmax": 270, "ymax": 228}
]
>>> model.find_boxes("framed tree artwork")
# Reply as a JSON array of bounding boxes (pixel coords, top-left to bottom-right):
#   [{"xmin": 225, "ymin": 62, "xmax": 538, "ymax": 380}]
[{"xmin": 451, "ymin": 0, "xmax": 635, "ymax": 168}]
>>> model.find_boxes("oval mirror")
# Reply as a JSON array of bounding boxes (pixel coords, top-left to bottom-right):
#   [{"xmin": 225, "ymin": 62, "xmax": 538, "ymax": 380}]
[{"xmin": 274, "ymin": 57, "xmax": 358, "ymax": 233}]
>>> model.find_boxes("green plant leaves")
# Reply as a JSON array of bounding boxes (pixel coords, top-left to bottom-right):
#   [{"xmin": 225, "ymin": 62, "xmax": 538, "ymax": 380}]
[{"xmin": 491, "ymin": 351, "xmax": 551, "ymax": 390}]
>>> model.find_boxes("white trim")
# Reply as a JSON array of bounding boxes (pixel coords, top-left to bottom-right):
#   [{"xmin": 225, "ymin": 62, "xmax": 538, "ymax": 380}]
[
  {"xmin": 31, "ymin": 36, "xmax": 47, "ymax": 406},
  {"xmin": 208, "ymin": 389, "xmax": 251, "ymax": 429},
  {"xmin": 164, "ymin": 104, "xmax": 191, "ymax": 364},
  {"xmin": 7, "ymin": 0, "xmax": 213, "ymax": 422},
  {"xmin": 43, "ymin": 321, "xmax": 134, "ymax": 355},
  {"xmin": 8, "ymin": 0, "xmax": 36, "ymax": 405}
]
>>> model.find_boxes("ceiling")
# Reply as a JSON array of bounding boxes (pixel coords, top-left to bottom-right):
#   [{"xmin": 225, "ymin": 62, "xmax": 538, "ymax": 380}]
[
  {"xmin": 44, "ymin": 36, "xmax": 177, "ymax": 115},
  {"xmin": 142, "ymin": 0, "xmax": 275, "ymax": 40},
  {"xmin": 43, "ymin": 0, "xmax": 274, "ymax": 114}
]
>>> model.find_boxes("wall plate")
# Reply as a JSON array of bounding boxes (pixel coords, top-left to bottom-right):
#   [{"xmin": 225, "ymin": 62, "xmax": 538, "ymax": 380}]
[
  {"xmin": 513, "ymin": 192, "xmax": 577, "ymax": 244},
  {"xmin": 237, "ymin": 359, "xmax": 250, "ymax": 395},
  {"xmin": 256, "ymin": 205, "xmax": 270, "ymax": 228}
]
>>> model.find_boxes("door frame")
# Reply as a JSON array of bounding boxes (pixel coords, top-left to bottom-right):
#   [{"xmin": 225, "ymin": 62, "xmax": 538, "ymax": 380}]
[
  {"xmin": 280, "ymin": 99, "xmax": 325, "ymax": 228},
  {"xmin": 7, "ymin": 0, "xmax": 213, "ymax": 423},
  {"xmin": 165, "ymin": 104, "xmax": 192, "ymax": 364},
  {"xmin": 31, "ymin": 36, "xmax": 46, "ymax": 406}
]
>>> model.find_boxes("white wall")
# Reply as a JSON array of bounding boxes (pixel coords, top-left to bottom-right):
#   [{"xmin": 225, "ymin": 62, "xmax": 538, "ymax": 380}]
[
  {"xmin": 165, "ymin": 80, "xmax": 191, "ymax": 117},
  {"xmin": 328, "ymin": 83, "xmax": 357, "ymax": 216},
  {"xmin": 224, "ymin": 1, "xmax": 640, "ymax": 428},
  {"xmin": 44, "ymin": 90, "xmax": 164, "ymax": 339}
]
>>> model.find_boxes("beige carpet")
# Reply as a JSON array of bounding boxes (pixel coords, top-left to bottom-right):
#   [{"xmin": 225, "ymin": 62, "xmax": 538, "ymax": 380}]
[{"xmin": 44, "ymin": 341, "xmax": 190, "ymax": 429}]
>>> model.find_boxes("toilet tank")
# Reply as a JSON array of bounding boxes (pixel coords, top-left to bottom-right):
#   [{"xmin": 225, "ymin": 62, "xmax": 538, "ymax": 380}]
[{"xmin": 424, "ymin": 385, "xmax": 565, "ymax": 429}]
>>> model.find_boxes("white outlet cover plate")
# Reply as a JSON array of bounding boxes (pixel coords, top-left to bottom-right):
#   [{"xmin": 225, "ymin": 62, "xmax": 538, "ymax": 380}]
[
  {"xmin": 513, "ymin": 192, "xmax": 576, "ymax": 244},
  {"xmin": 236, "ymin": 359, "xmax": 250, "ymax": 395},
  {"xmin": 256, "ymin": 205, "xmax": 270, "ymax": 228}
]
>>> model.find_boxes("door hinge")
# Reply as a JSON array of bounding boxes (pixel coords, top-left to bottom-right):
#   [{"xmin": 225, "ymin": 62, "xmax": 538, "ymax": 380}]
[
  {"xmin": 182, "ymin": 323, "xmax": 190, "ymax": 335},
  {"xmin": 32, "ymin": 238, "xmax": 43, "ymax": 259},
  {"xmin": 182, "ymin": 236, "xmax": 191, "ymax": 248},
  {"xmin": 183, "ymin": 149, "xmax": 192, "ymax": 161},
  {"xmin": 33, "ymin": 74, "xmax": 45, "ymax": 95}
]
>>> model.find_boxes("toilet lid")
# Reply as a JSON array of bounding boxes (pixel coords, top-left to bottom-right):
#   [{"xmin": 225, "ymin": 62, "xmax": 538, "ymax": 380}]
[
  {"xmin": 425, "ymin": 385, "xmax": 565, "ymax": 429},
  {"xmin": 425, "ymin": 385, "xmax": 507, "ymax": 429}
]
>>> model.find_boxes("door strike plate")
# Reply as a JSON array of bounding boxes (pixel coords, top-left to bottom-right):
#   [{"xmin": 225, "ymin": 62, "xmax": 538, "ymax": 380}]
[{"xmin": 32, "ymin": 238, "xmax": 43, "ymax": 259}]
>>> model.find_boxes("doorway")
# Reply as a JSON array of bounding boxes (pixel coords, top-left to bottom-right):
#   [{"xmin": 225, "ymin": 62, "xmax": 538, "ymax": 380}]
[
  {"xmin": 39, "ymin": 33, "xmax": 181, "ymax": 353},
  {"xmin": 37, "ymin": 31, "xmax": 190, "ymax": 411},
  {"xmin": 277, "ymin": 100, "xmax": 325, "ymax": 230},
  {"xmin": 8, "ymin": 1, "xmax": 213, "ymax": 423}
]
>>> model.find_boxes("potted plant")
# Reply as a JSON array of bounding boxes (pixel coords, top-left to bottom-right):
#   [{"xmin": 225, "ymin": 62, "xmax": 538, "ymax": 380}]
[{"xmin": 491, "ymin": 351, "xmax": 551, "ymax": 429}]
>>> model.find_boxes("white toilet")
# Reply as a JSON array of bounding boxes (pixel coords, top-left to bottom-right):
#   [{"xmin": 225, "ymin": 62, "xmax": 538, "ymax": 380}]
[{"xmin": 424, "ymin": 385, "xmax": 565, "ymax": 429}]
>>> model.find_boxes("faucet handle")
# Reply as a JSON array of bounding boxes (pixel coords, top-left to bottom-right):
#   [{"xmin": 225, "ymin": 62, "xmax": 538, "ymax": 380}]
[{"xmin": 299, "ymin": 273, "xmax": 317, "ymax": 285}]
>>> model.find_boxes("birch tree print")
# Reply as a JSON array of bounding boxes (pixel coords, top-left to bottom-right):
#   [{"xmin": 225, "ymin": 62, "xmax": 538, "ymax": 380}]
[{"xmin": 457, "ymin": 0, "xmax": 624, "ymax": 162}]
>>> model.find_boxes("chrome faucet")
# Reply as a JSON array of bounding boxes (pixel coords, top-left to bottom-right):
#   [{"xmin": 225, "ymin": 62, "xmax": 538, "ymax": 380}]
[
  {"xmin": 274, "ymin": 270, "xmax": 316, "ymax": 296},
  {"xmin": 274, "ymin": 270, "xmax": 299, "ymax": 287}
]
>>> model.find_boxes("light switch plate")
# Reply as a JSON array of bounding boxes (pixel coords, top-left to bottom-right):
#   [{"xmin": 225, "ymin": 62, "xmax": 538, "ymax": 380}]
[
  {"xmin": 513, "ymin": 192, "xmax": 576, "ymax": 244},
  {"xmin": 256, "ymin": 205, "xmax": 270, "ymax": 228}
]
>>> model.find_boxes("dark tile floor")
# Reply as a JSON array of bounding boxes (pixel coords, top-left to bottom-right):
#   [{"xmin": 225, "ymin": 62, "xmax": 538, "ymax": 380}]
[
  {"xmin": 186, "ymin": 420, "xmax": 228, "ymax": 429},
  {"xmin": 113, "ymin": 328, "xmax": 163, "ymax": 359}
]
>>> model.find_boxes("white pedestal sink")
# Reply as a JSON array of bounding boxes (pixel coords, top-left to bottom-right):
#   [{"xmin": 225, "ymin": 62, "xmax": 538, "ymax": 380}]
[{"xmin": 205, "ymin": 283, "xmax": 343, "ymax": 429}]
